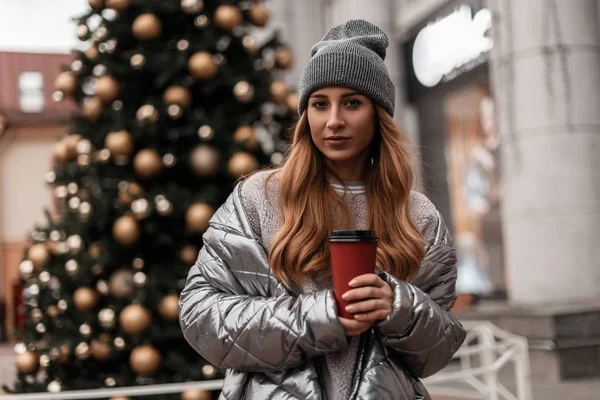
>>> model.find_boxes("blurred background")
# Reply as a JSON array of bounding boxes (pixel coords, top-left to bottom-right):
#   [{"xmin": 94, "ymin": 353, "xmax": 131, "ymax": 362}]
[{"xmin": 0, "ymin": 0, "xmax": 599, "ymax": 399}]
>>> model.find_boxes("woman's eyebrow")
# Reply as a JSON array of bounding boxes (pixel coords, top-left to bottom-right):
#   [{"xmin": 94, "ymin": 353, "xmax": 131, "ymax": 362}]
[{"xmin": 309, "ymin": 91, "xmax": 362, "ymax": 99}]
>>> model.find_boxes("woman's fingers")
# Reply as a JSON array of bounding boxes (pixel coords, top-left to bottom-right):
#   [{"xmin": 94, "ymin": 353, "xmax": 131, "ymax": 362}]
[
  {"xmin": 338, "ymin": 317, "xmax": 372, "ymax": 336},
  {"xmin": 345, "ymin": 299, "xmax": 389, "ymax": 314},
  {"xmin": 354, "ymin": 309, "xmax": 391, "ymax": 322},
  {"xmin": 343, "ymin": 286, "xmax": 392, "ymax": 302},
  {"xmin": 348, "ymin": 273, "xmax": 385, "ymax": 288}
]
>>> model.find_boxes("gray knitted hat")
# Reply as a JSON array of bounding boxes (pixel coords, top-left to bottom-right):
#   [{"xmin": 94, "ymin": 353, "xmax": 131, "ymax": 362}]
[{"xmin": 298, "ymin": 19, "xmax": 395, "ymax": 116}]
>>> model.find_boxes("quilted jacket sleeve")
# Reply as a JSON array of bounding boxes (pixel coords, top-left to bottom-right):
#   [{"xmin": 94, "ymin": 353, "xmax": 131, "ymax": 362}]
[
  {"xmin": 375, "ymin": 213, "xmax": 467, "ymax": 378},
  {"xmin": 179, "ymin": 194, "xmax": 348, "ymax": 373}
]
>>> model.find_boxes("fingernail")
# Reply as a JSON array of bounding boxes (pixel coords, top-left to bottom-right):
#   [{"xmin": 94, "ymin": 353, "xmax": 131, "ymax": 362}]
[
  {"xmin": 349, "ymin": 280, "xmax": 356, "ymax": 286},
  {"xmin": 342, "ymin": 293, "xmax": 349, "ymax": 300},
  {"xmin": 345, "ymin": 306, "xmax": 354, "ymax": 312}
]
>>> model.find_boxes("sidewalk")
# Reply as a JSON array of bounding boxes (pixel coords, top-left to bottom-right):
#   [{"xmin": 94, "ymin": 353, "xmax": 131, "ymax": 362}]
[{"xmin": 2, "ymin": 344, "xmax": 600, "ymax": 399}]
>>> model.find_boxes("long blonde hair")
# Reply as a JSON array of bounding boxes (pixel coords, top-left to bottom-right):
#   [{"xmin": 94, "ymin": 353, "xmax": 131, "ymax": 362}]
[{"xmin": 267, "ymin": 104, "xmax": 425, "ymax": 288}]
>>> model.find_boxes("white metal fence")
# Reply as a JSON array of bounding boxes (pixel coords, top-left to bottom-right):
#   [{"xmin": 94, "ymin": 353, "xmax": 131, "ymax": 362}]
[{"xmin": 0, "ymin": 321, "xmax": 532, "ymax": 399}]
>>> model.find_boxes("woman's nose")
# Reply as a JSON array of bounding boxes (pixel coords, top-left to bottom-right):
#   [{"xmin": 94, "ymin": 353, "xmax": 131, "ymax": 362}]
[{"xmin": 326, "ymin": 108, "xmax": 345, "ymax": 130}]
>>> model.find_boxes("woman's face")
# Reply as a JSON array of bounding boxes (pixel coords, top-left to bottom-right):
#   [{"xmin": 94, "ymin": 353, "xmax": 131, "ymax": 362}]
[{"xmin": 307, "ymin": 86, "xmax": 377, "ymax": 180}]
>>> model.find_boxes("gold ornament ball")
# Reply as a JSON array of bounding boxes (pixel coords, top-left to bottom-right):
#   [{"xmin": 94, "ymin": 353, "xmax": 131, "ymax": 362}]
[
  {"xmin": 47, "ymin": 305, "xmax": 60, "ymax": 318},
  {"xmin": 96, "ymin": 76, "xmax": 120, "ymax": 103},
  {"xmin": 119, "ymin": 304, "xmax": 152, "ymax": 335},
  {"xmin": 275, "ymin": 47, "xmax": 294, "ymax": 69},
  {"xmin": 188, "ymin": 52, "xmax": 218, "ymax": 80},
  {"xmin": 64, "ymin": 134, "xmax": 82, "ymax": 160},
  {"xmin": 90, "ymin": 339, "xmax": 112, "ymax": 361},
  {"xmin": 287, "ymin": 92, "xmax": 299, "ymax": 116},
  {"xmin": 163, "ymin": 86, "xmax": 192, "ymax": 107},
  {"xmin": 214, "ymin": 5, "xmax": 243, "ymax": 31},
  {"xmin": 106, "ymin": 0, "xmax": 129, "ymax": 11},
  {"xmin": 130, "ymin": 345, "xmax": 161, "ymax": 376},
  {"xmin": 83, "ymin": 97, "xmax": 103, "ymax": 121},
  {"xmin": 52, "ymin": 140, "xmax": 69, "ymax": 165},
  {"xmin": 190, "ymin": 145, "xmax": 221, "ymax": 178},
  {"xmin": 73, "ymin": 287, "xmax": 100, "ymax": 312},
  {"xmin": 233, "ymin": 125, "xmax": 260, "ymax": 150},
  {"xmin": 271, "ymin": 81, "xmax": 289, "ymax": 104},
  {"xmin": 248, "ymin": 3, "xmax": 270, "ymax": 27},
  {"xmin": 179, "ymin": 245, "xmax": 198, "ymax": 264},
  {"xmin": 27, "ymin": 243, "xmax": 50, "ymax": 270},
  {"xmin": 112, "ymin": 215, "xmax": 140, "ymax": 246},
  {"xmin": 106, "ymin": 130, "xmax": 134, "ymax": 156},
  {"xmin": 181, "ymin": 389, "xmax": 212, "ymax": 400},
  {"xmin": 85, "ymin": 46, "xmax": 99, "ymax": 60},
  {"xmin": 110, "ymin": 398, "xmax": 131, "ymax": 400},
  {"xmin": 186, "ymin": 203, "xmax": 214, "ymax": 233},
  {"xmin": 88, "ymin": 0, "xmax": 105, "ymax": 10},
  {"xmin": 119, "ymin": 182, "xmax": 144, "ymax": 206},
  {"xmin": 15, "ymin": 351, "xmax": 39, "ymax": 375},
  {"xmin": 134, "ymin": 149, "xmax": 163, "ymax": 179},
  {"xmin": 233, "ymin": 81, "xmax": 255, "ymax": 103},
  {"xmin": 158, "ymin": 295, "xmax": 179, "ymax": 321},
  {"xmin": 132, "ymin": 14, "xmax": 162, "ymax": 41},
  {"xmin": 109, "ymin": 268, "xmax": 135, "ymax": 298},
  {"xmin": 55, "ymin": 71, "xmax": 78, "ymax": 96},
  {"xmin": 228, "ymin": 152, "xmax": 259, "ymax": 178},
  {"xmin": 136, "ymin": 104, "xmax": 159, "ymax": 124}
]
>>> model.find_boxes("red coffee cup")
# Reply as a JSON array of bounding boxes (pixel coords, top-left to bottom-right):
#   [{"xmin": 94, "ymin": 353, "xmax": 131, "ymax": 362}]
[{"xmin": 329, "ymin": 230, "xmax": 379, "ymax": 319}]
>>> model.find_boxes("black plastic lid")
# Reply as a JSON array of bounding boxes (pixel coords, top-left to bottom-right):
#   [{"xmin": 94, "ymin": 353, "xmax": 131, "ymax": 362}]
[{"xmin": 329, "ymin": 230, "xmax": 378, "ymax": 242}]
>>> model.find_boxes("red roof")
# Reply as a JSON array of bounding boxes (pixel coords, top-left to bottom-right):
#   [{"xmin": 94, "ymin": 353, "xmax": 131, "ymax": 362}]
[{"xmin": 0, "ymin": 51, "xmax": 78, "ymax": 127}]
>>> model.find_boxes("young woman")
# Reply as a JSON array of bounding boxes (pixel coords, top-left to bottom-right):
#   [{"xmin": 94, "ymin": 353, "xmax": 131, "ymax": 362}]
[{"xmin": 180, "ymin": 19, "xmax": 466, "ymax": 400}]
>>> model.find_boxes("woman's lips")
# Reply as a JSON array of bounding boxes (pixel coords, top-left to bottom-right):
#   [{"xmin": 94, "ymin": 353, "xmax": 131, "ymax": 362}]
[{"xmin": 325, "ymin": 137, "xmax": 351, "ymax": 146}]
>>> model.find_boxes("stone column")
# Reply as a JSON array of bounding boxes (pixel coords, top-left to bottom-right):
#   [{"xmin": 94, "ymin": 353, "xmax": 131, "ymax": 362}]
[{"xmin": 487, "ymin": 0, "xmax": 600, "ymax": 304}]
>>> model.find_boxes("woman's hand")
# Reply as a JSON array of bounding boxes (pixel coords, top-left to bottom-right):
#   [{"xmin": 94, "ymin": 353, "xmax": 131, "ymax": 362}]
[
  {"xmin": 338, "ymin": 317, "xmax": 373, "ymax": 336},
  {"xmin": 342, "ymin": 273, "xmax": 394, "ymax": 322}
]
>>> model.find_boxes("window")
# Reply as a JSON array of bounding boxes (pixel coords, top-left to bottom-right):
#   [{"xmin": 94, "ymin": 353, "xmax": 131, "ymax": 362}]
[{"xmin": 19, "ymin": 71, "xmax": 45, "ymax": 113}]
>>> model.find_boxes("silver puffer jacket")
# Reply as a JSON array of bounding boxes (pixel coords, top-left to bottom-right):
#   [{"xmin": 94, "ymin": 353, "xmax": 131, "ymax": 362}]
[{"xmin": 179, "ymin": 183, "xmax": 466, "ymax": 399}]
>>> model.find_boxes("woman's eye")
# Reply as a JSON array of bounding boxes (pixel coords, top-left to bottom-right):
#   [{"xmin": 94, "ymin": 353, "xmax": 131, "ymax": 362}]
[
  {"xmin": 345, "ymin": 99, "xmax": 361, "ymax": 107},
  {"xmin": 311, "ymin": 101, "xmax": 327, "ymax": 108}
]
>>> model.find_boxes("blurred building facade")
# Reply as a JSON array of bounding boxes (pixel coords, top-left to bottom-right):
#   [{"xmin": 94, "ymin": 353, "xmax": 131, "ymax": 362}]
[{"xmin": 269, "ymin": 0, "xmax": 600, "ymax": 381}]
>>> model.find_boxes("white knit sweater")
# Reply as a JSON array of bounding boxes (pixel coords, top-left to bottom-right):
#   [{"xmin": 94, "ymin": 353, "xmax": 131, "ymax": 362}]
[{"xmin": 239, "ymin": 170, "xmax": 438, "ymax": 400}]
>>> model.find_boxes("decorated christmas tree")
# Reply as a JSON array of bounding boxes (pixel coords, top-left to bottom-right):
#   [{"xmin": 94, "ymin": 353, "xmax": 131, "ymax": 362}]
[{"xmin": 6, "ymin": 0, "xmax": 296, "ymax": 398}]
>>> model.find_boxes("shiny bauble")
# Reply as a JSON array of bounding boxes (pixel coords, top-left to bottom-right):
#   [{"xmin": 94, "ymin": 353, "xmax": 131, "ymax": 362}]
[
  {"xmin": 118, "ymin": 182, "xmax": 144, "ymax": 206},
  {"xmin": 181, "ymin": 389, "xmax": 212, "ymax": 400},
  {"xmin": 130, "ymin": 54, "xmax": 145, "ymax": 69},
  {"xmin": 228, "ymin": 152, "xmax": 259, "ymax": 178},
  {"xmin": 275, "ymin": 47, "xmax": 293, "ymax": 69},
  {"xmin": 158, "ymin": 295, "xmax": 179, "ymax": 321},
  {"xmin": 233, "ymin": 81, "xmax": 255, "ymax": 103},
  {"xmin": 90, "ymin": 339, "xmax": 112, "ymax": 361},
  {"xmin": 270, "ymin": 80, "xmax": 288, "ymax": 104},
  {"xmin": 181, "ymin": 0, "xmax": 204, "ymax": 14},
  {"xmin": 110, "ymin": 398, "xmax": 131, "ymax": 400},
  {"xmin": 134, "ymin": 149, "xmax": 163, "ymax": 179},
  {"xmin": 132, "ymin": 14, "xmax": 162, "ymax": 41},
  {"xmin": 112, "ymin": 215, "xmax": 140, "ymax": 246},
  {"xmin": 64, "ymin": 134, "xmax": 82, "ymax": 160},
  {"xmin": 214, "ymin": 5, "xmax": 243, "ymax": 31},
  {"xmin": 73, "ymin": 287, "xmax": 100, "ymax": 312},
  {"xmin": 190, "ymin": 145, "xmax": 220, "ymax": 177},
  {"xmin": 188, "ymin": 52, "xmax": 217, "ymax": 80},
  {"xmin": 248, "ymin": 3, "xmax": 270, "ymax": 27},
  {"xmin": 109, "ymin": 268, "xmax": 135, "ymax": 299},
  {"xmin": 130, "ymin": 345, "xmax": 161, "ymax": 376},
  {"xmin": 179, "ymin": 245, "xmax": 198, "ymax": 264},
  {"xmin": 233, "ymin": 125, "xmax": 260, "ymax": 150},
  {"xmin": 119, "ymin": 304, "xmax": 152, "ymax": 335},
  {"xmin": 55, "ymin": 71, "xmax": 77, "ymax": 96},
  {"xmin": 106, "ymin": 0, "xmax": 129, "ymax": 11},
  {"xmin": 105, "ymin": 130, "xmax": 134, "ymax": 156},
  {"xmin": 88, "ymin": 0, "xmax": 104, "ymax": 10},
  {"xmin": 163, "ymin": 85, "xmax": 192, "ymax": 107},
  {"xmin": 95, "ymin": 76, "xmax": 120, "ymax": 103},
  {"xmin": 52, "ymin": 140, "xmax": 69, "ymax": 165},
  {"xmin": 15, "ymin": 351, "xmax": 39, "ymax": 375},
  {"xmin": 287, "ymin": 92, "xmax": 299, "ymax": 116},
  {"xmin": 136, "ymin": 104, "xmax": 159, "ymax": 124},
  {"xmin": 186, "ymin": 203, "xmax": 214, "ymax": 233},
  {"xmin": 83, "ymin": 97, "xmax": 103, "ymax": 121},
  {"xmin": 85, "ymin": 46, "xmax": 99, "ymax": 60},
  {"xmin": 27, "ymin": 243, "xmax": 50, "ymax": 270}
]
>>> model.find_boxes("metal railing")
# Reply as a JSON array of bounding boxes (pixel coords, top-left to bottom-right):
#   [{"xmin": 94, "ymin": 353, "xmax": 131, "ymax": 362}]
[{"xmin": 0, "ymin": 320, "xmax": 532, "ymax": 399}]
